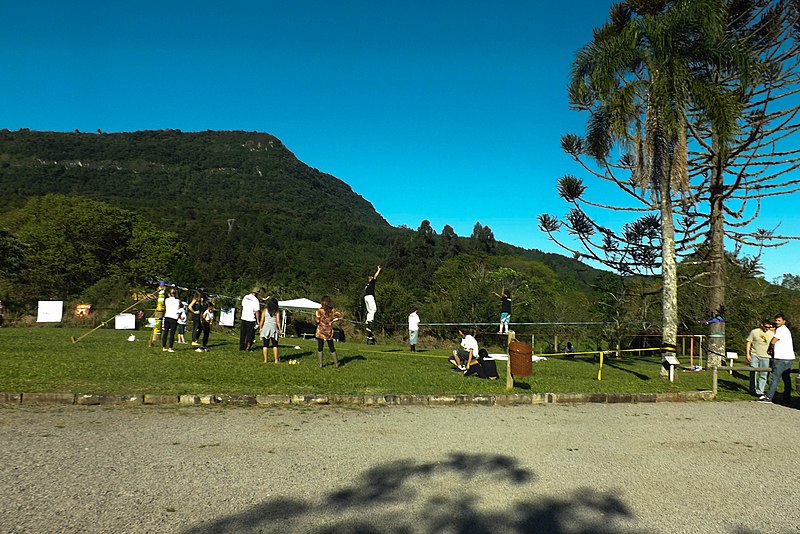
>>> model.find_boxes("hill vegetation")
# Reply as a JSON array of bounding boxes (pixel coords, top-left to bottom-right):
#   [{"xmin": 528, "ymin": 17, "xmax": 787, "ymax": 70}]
[{"xmin": 0, "ymin": 129, "xmax": 797, "ymax": 350}]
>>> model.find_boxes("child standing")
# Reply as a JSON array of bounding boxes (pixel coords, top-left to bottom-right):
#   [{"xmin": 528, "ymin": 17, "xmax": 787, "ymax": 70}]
[
  {"xmin": 259, "ymin": 297, "xmax": 282, "ymax": 363},
  {"xmin": 196, "ymin": 301, "xmax": 214, "ymax": 352},
  {"xmin": 176, "ymin": 302, "xmax": 188, "ymax": 344},
  {"xmin": 494, "ymin": 290, "xmax": 512, "ymax": 334}
]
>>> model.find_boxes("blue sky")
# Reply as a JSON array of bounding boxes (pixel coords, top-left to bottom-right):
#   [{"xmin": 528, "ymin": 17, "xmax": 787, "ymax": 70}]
[{"xmin": 1, "ymin": 0, "xmax": 797, "ymax": 282}]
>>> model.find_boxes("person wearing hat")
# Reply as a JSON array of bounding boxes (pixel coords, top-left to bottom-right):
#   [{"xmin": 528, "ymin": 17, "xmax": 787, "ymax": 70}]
[{"xmin": 240, "ymin": 287, "xmax": 263, "ymax": 351}]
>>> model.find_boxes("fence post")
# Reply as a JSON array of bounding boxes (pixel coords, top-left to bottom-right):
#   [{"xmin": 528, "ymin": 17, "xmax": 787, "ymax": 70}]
[
  {"xmin": 711, "ymin": 366, "xmax": 718, "ymax": 397},
  {"xmin": 506, "ymin": 331, "xmax": 516, "ymax": 389},
  {"xmin": 148, "ymin": 282, "xmax": 166, "ymax": 347}
]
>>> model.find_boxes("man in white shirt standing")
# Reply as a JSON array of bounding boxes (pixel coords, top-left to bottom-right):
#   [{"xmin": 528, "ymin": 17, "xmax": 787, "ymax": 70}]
[
  {"xmin": 240, "ymin": 287, "xmax": 263, "ymax": 351},
  {"xmin": 408, "ymin": 309, "xmax": 420, "ymax": 353},
  {"xmin": 761, "ymin": 313, "xmax": 795, "ymax": 404}
]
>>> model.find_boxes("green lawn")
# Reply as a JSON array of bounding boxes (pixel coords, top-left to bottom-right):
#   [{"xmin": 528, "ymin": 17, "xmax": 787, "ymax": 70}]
[{"xmin": 0, "ymin": 327, "xmax": 753, "ymax": 400}]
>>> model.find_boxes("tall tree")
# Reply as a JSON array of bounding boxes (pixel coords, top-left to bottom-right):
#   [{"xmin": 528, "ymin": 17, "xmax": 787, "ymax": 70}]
[
  {"xmin": 684, "ymin": 0, "xmax": 800, "ymax": 365},
  {"xmin": 540, "ymin": 0, "xmax": 751, "ymax": 368}
]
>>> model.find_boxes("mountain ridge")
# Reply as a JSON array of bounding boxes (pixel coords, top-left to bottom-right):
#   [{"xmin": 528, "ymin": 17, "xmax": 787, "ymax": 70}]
[{"xmin": 0, "ymin": 128, "xmax": 599, "ymax": 295}]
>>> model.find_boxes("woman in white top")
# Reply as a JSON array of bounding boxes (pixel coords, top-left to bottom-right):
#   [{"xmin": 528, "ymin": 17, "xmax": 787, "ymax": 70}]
[
  {"xmin": 162, "ymin": 288, "xmax": 180, "ymax": 352},
  {"xmin": 259, "ymin": 297, "xmax": 282, "ymax": 363}
]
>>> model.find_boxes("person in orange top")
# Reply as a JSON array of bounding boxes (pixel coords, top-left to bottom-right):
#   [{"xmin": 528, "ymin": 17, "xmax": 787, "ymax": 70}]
[{"xmin": 315, "ymin": 295, "xmax": 345, "ymax": 368}]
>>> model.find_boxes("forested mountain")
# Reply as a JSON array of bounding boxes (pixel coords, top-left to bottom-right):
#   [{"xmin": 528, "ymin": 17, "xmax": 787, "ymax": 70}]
[
  {"xmin": 3, "ymin": 128, "xmax": 794, "ymax": 346},
  {"xmin": 0, "ymin": 129, "xmax": 395, "ymax": 292},
  {"xmin": 0, "ymin": 129, "xmax": 597, "ymax": 285}
]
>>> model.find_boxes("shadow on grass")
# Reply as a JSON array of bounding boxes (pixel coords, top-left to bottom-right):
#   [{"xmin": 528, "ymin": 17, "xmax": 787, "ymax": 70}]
[
  {"xmin": 717, "ymin": 377, "xmax": 749, "ymax": 394},
  {"xmin": 338, "ymin": 355, "xmax": 367, "ymax": 367},
  {"xmin": 604, "ymin": 361, "xmax": 651, "ymax": 381},
  {"xmin": 186, "ymin": 452, "xmax": 642, "ymax": 534}
]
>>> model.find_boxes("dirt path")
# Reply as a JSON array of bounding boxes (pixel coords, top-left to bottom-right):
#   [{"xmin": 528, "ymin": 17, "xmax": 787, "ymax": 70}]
[{"xmin": 2, "ymin": 402, "xmax": 799, "ymax": 533}]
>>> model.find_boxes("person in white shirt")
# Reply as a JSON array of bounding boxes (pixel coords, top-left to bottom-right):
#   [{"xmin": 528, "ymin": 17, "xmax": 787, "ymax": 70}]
[
  {"xmin": 408, "ymin": 309, "xmax": 420, "ymax": 352},
  {"xmin": 161, "ymin": 288, "xmax": 180, "ymax": 353},
  {"xmin": 449, "ymin": 329, "xmax": 479, "ymax": 370},
  {"xmin": 761, "ymin": 314, "xmax": 795, "ymax": 404},
  {"xmin": 176, "ymin": 303, "xmax": 188, "ymax": 344},
  {"xmin": 239, "ymin": 287, "xmax": 263, "ymax": 351}
]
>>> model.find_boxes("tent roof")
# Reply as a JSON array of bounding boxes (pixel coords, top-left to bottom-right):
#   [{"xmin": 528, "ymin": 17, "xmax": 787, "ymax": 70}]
[{"xmin": 278, "ymin": 298, "xmax": 321, "ymax": 313}]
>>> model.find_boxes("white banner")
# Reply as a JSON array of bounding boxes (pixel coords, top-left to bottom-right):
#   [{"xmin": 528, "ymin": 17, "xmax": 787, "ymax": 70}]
[
  {"xmin": 114, "ymin": 313, "xmax": 136, "ymax": 330},
  {"xmin": 37, "ymin": 301, "xmax": 63, "ymax": 323},
  {"xmin": 219, "ymin": 307, "xmax": 235, "ymax": 327}
]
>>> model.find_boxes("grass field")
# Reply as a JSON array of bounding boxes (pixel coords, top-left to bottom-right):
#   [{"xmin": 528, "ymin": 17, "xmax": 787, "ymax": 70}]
[{"xmin": 0, "ymin": 326, "xmax": 756, "ymax": 400}]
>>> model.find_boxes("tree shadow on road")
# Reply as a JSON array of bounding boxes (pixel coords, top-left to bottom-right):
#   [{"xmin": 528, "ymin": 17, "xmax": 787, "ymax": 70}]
[{"xmin": 185, "ymin": 452, "xmax": 642, "ymax": 534}]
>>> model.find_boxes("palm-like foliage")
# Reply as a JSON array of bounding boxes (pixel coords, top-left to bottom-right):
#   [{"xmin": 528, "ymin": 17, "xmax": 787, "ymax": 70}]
[{"xmin": 540, "ymin": 0, "xmax": 755, "ymax": 358}]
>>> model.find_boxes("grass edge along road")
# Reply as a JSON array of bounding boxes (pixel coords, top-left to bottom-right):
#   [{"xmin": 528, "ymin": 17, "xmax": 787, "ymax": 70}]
[{"xmin": 0, "ymin": 327, "xmax": 750, "ymax": 400}]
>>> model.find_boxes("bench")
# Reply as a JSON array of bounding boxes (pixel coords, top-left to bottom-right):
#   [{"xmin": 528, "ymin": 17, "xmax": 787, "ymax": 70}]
[{"xmin": 711, "ymin": 365, "xmax": 773, "ymax": 396}]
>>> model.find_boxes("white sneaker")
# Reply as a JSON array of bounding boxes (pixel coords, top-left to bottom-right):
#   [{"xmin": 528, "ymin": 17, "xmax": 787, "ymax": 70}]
[
  {"xmin": 167, "ymin": 348, "xmax": 175, "ymax": 353},
  {"xmin": 162, "ymin": 348, "xmax": 168, "ymax": 352}
]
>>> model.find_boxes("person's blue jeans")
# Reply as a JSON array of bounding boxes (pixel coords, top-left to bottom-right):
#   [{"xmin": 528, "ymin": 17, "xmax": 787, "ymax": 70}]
[
  {"xmin": 749, "ymin": 354, "xmax": 770, "ymax": 395},
  {"xmin": 765, "ymin": 359, "xmax": 794, "ymax": 401}
]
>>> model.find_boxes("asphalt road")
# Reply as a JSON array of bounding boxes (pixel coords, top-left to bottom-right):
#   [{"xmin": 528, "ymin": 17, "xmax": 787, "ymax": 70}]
[{"xmin": 2, "ymin": 402, "xmax": 799, "ymax": 533}]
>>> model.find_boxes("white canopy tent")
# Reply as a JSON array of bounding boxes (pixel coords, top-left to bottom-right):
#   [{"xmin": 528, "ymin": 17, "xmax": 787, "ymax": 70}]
[
  {"xmin": 278, "ymin": 298, "xmax": 321, "ymax": 313},
  {"xmin": 278, "ymin": 298, "xmax": 321, "ymax": 337}
]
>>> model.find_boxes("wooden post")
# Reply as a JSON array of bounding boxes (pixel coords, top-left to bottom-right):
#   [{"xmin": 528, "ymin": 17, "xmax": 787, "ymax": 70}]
[
  {"xmin": 554, "ymin": 334, "xmax": 559, "ymax": 353},
  {"xmin": 148, "ymin": 283, "xmax": 166, "ymax": 347},
  {"xmin": 699, "ymin": 336, "xmax": 705, "ymax": 368},
  {"xmin": 506, "ymin": 330, "xmax": 516, "ymax": 390},
  {"xmin": 711, "ymin": 365, "xmax": 718, "ymax": 397},
  {"xmin": 531, "ymin": 334, "xmax": 535, "ymax": 354}
]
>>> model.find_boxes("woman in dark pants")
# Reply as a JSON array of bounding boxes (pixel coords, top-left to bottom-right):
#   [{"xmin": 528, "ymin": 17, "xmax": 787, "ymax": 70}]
[
  {"xmin": 315, "ymin": 295, "xmax": 344, "ymax": 368},
  {"xmin": 187, "ymin": 292, "xmax": 203, "ymax": 346}
]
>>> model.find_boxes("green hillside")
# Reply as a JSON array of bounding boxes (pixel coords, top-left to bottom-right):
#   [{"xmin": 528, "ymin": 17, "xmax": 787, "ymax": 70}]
[
  {"xmin": 0, "ymin": 128, "xmax": 611, "ymax": 334},
  {"xmin": 0, "ymin": 129, "xmax": 397, "ymax": 289},
  {"xmin": 0, "ymin": 129, "xmax": 599, "ymax": 282}
]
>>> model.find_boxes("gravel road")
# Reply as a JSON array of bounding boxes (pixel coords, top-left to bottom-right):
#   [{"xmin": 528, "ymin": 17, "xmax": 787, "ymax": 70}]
[{"xmin": 2, "ymin": 401, "xmax": 799, "ymax": 533}]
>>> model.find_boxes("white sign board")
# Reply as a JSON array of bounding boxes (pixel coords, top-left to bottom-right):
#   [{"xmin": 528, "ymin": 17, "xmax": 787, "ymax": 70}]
[
  {"xmin": 37, "ymin": 301, "xmax": 63, "ymax": 323},
  {"xmin": 219, "ymin": 307, "xmax": 235, "ymax": 327},
  {"xmin": 114, "ymin": 313, "xmax": 137, "ymax": 330}
]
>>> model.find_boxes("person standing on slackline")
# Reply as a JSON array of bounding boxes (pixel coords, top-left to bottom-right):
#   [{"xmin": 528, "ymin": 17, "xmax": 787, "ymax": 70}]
[{"xmin": 364, "ymin": 265, "xmax": 381, "ymax": 342}]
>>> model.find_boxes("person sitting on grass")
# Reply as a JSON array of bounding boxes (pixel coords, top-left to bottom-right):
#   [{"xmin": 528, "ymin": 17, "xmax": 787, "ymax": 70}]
[{"xmin": 449, "ymin": 329, "xmax": 479, "ymax": 371}]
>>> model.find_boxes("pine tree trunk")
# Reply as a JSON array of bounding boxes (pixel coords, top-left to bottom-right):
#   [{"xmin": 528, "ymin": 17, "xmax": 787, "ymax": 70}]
[
  {"xmin": 707, "ymin": 158, "xmax": 726, "ymax": 367},
  {"xmin": 660, "ymin": 175, "xmax": 679, "ymax": 374}
]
